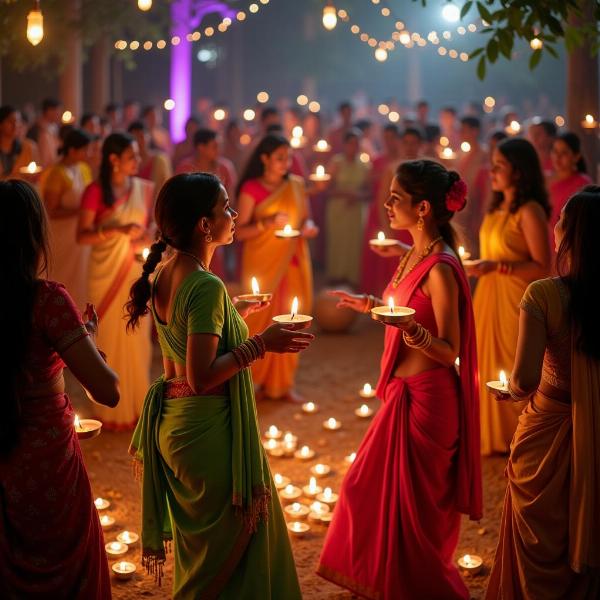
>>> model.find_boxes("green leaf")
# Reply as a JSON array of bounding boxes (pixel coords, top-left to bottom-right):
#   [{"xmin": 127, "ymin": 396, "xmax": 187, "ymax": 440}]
[
  {"xmin": 487, "ymin": 38, "xmax": 499, "ymax": 62},
  {"xmin": 545, "ymin": 44, "xmax": 559, "ymax": 59},
  {"xmin": 477, "ymin": 55, "xmax": 487, "ymax": 79},
  {"xmin": 468, "ymin": 47, "xmax": 484, "ymax": 60},
  {"xmin": 529, "ymin": 49, "xmax": 542, "ymax": 69},
  {"xmin": 460, "ymin": 1, "xmax": 473, "ymax": 20},
  {"xmin": 476, "ymin": 1, "xmax": 494, "ymax": 24}
]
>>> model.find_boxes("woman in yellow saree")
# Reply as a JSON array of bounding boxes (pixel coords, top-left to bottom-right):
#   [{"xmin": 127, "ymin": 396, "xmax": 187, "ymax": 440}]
[
  {"xmin": 236, "ymin": 133, "xmax": 318, "ymax": 402},
  {"xmin": 78, "ymin": 132, "xmax": 155, "ymax": 430},
  {"xmin": 126, "ymin": 173, "xmax": 312, "ymax": 599},
  {"xmin": 486, "ymin": 186, "xmax": 600, "ymax": 599},
  {"xmin": 466, "ymin": 138, "xmax": 550, "ymax": 455}
]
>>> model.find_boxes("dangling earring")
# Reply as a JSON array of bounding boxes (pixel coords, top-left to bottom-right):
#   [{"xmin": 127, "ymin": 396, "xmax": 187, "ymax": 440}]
[
  {"xmin": 205, "ymin": 231, "xmax": 213, "ymax": 243},
  {"xmin": 417, "ymin": 215, "xmax": 424, "ymax": 231}
]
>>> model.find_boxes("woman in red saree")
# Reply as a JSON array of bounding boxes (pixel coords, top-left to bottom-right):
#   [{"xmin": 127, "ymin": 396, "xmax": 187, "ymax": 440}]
[
  {"xmin": 486, "ymin": 186, "xmax": 600, "ymax": 599},
  {"xmin": 0, "ymin": 180, "xmax": 120, "ymax": 599},
  {"xmin": 318, "ymin": 160, "xmax": 482, "ymax": 599}
]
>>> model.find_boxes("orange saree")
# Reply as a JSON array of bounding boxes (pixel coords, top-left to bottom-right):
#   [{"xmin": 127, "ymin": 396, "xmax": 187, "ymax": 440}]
[{"xmin": 240, "ymin": 175, "xmax": 313, "ymax": 398}]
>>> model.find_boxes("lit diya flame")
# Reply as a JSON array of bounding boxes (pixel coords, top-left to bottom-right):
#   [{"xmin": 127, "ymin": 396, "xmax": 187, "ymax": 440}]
[
  {"xmin": 283, "ymin": 224, "xmax": 293, "ymax": 235},
  {"xmin": 499, "ymin": 370, "xmax": 508, "ymax": 388},
  {"xmin": 292, "ymin": 125, "xmax": 303, "ymax": 138},
  {"xmin": 251, "ymin": 277, "xmax": 260, "ymax": 295},
  {"xmin": 74, "ymin": 414, "xmax": 81, "ymax": 430},
  {"xmin": 26, "ymin": 161, "xmax": 38, "ymax": 173},
  {"xmin": 142, "ymin": 247, "xmax": 150, "ymax": 260},
  {"xmin": 314, "ymin": 139, "xmax": 331, "ymax": 151},
  {"xmin": 291, "ymin": 296, "xmax": 299, "ymax": 320},
  {"xmin": 377, "ymin": 231, "xmax": 386, "ymax": 242},
  {"xmin": 315, "ymin": 165, "xmax": 326, "ymax": 178},
  {"xmin": 388, "ymin": 297, "xmax": 395, "ymax": 313},
  {"xmin": 458, "ymin": 246, "xmax": 465, "ymax": 258},
  {"xmin": 363, "ymin": 383, "xmax": 372, "ymax": 395}
]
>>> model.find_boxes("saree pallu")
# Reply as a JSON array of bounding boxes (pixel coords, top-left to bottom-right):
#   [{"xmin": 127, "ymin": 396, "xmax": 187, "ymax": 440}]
[
  {"xmin": 133, "ymin": 379, "xmax": 301, "ymax": 600},
  {"xmin": 88, "ymin": 177, "xmax": 152, "ymax": 430},
  {"xmin": 0, "ymin": 393, "xmax": 110, "ymax": 599},
  {"xmin": 486, "ymin": 391, "xmax": 600, "ymax": 599},
  {"xmin": 241, "ymin": 175, "xmax": 313, "ymax": 398},
  {"xmin": 318, "ymin": 369, "xmax": 468, "ymax": 600}
]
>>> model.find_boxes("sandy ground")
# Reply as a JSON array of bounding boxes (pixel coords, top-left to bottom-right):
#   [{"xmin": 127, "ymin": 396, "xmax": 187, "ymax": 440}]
[{"xmin": 71, "ymin": 315, "xmax": 507, "ymax": 599}]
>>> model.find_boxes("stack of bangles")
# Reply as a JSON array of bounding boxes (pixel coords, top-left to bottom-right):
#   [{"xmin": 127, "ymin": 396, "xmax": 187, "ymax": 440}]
[
  {"xmin": 231, "ymin": 334, "xmax": 266, "ymax": 369},
  {"xmin": 497, "ymin": 261, "xmax": 513, "ymax": 275},
  {"xmin": 507, "ymin": 379, "xmax": 530, "ymax": 401},
  {"xmin": 363, "ymin": 294, "xmax": 377, "ymax": 313},
  {"xmin": 402, "ymin": 323, "xmax": 433, "ymax": 350}
]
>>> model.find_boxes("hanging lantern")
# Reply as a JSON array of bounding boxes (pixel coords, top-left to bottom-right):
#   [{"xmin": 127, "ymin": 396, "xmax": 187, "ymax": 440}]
[
  {"xmin": 26, "ymin": 0, "xmax": 44, "ymax": 46},
  {"xmin": 322, "ymin": 3, "xmax": 337, "ymax": 31}
]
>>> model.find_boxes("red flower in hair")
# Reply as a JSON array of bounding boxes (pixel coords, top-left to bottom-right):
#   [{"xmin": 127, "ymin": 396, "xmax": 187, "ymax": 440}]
[{"xmin": 446, "ymin": 179, "xmax": 467, "ymax": 212}]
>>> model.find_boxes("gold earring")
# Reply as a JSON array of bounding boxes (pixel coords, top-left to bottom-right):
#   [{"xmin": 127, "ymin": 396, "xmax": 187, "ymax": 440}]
[
  {"xmin": 417, "ymin": 215, "xmax": 424, "ymax": 231},
  {"xmin": 205, "ymin": 231, "xmax": 213, "ymax": 243}
]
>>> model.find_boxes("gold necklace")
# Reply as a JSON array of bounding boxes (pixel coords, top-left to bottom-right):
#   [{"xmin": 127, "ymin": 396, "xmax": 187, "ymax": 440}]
[
  {"xmin": 391, "ymin": 236, "xmax": 443, "ymax": 288},
  {"xmin": 176, "ymin": 250, "xmax": 210, "ymax": 273}
]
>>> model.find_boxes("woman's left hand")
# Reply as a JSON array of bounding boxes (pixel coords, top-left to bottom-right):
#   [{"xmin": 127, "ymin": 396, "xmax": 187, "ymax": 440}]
[
  {"xmin": 464, "ymin": 259, "xmax": 497, "ymax": 278},
  {"xmin": 234, "ymin": 299, "xmax": 271, "ymax": 319},
  {"xmin": 301, "ymin": 220, "xmax": 319, "ymax": 239}
]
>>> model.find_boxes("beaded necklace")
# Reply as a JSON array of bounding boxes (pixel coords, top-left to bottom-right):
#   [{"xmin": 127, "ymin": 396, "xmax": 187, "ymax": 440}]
[
  {"xmin": 391, "ymin": 236, "xmax": 443, "ymax": 288},
  {"xmin": 176, "ymin": 250, "xmax": 210, "ymax": 273}
]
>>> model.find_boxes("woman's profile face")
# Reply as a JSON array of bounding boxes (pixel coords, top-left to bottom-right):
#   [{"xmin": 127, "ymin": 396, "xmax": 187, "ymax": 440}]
[
  {"xmin": 209, "ymin": 185, "xmax": 238, "ymax": 246},
  {"xmin": 261, "ymin": 145, "xmax": 290, "ymax": 178},
  {"xmin": 551, "ymin": 139, "xmax": 579, "ymax": 175},
  {"xmin": 490, "ymin": 148, "xmax": 515, "ymax": 193},
  {"xmin": 384, "ymin": 176, "xmax": 419, "ymax": 231}
]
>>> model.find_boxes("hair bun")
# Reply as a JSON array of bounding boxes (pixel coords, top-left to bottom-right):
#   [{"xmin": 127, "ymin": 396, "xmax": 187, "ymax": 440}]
[
  {"xmin": 445, "ymin": 175, "xmax": 467, "ymax": 212},
  {"xmin": 448, "ymin": 170, "xmax": 461, "ymax": 186}
]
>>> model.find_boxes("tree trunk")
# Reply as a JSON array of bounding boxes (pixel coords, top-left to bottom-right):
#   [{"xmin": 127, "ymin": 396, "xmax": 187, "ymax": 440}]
[
  {"xmin": 90, "ymin": 35, "xmax": 111, "ymax": 115},
  {"xmin": 567, "ymin": 0, "xmax": 599, "ymax": 179},
  {"xmin": 58, "ymin": 0, "xmax": 82, "ymax": 119}
]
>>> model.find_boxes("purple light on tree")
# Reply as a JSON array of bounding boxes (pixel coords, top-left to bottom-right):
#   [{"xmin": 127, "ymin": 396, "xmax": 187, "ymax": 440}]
[{"xmin": 170, "ymin": 0, "xmax": 235, "ymax": 142}]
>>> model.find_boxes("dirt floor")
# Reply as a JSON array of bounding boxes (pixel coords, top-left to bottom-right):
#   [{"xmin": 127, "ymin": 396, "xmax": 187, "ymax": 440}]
[{"xmin": 71, "ymin": 314, "xmax": 507, "ymax": 599}]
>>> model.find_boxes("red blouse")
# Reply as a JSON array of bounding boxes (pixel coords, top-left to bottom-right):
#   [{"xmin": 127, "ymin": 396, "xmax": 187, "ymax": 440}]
[{"xmin": 24, "ymin": 280, "xmax": 89, "ymax": 388}]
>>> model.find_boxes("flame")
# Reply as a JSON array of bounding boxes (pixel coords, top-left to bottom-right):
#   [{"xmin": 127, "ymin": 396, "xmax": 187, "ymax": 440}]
[
  {"xmin": 27, "ymin": 161, "xmax": 38, "ymax": 173},
  {"xmin": 251, "ymin": 277, "xmax": 259, "ymax": 295},
  {"xmin": 74, "ymin": 414, "xmax": 81, "ymax": 430},
  {"xmin": 360, "ymin": 404, "xmax": 369, "ymax": 414},
  {"xmin": 377, "ymin": 231, "xmax": 385, "ymax": 241},
  {"xmin": 316, "ymin": 139, "xmax": 329, "ymax": 151},
  {"xmin": 458, "ymin": 246, "xmax": 465, "ymax": 257},
  {"xmin": 142, "ymin": 247, "xmax": 150, "ymax": 260},
  {"xmin": 388, "ymin": 297, "xmax": 395, "ymax": 313},
  {"xmin": 291, "ymin": 296, "xmax": 299, "ymax": 318},
  {"xmin": 499, "ymin": 370, "xmax": 508, "ymax": 386},
  {"xmin": 585, "ymin": 114, "xmax": 595, "ymax": 124},
  {"xmin": 315, "ymin": 165, "xmax": 325, "ymax": 177},
  {"xmin": 363, "ymin": 382, "xmax": 372, "ymax": 394},
  {"xmin": 283, "ymin": 224, "xmax": 292, "ymax": 235},
  {"xmin": 309, "ymin": 477, "xmax": 317, "ymax": 489},
  {"xmin": 292, "ymin": 125, "xmax": 303, "ymax": 138}
]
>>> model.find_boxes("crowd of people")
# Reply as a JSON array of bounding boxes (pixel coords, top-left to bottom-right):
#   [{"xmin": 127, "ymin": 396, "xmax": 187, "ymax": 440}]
[{"xmin": 1, "ymin": 93, "xmax": 599, "ymax": 599}]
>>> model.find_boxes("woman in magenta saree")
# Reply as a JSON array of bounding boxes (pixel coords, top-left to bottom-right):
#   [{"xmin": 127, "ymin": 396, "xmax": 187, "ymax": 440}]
[
  {"xmin": 318, "ymin": 160, "xmax": 482, "ymax": 600},
  {"xmin": 0, "ymin": 180, "xmax": 120, "ymax": 599}
]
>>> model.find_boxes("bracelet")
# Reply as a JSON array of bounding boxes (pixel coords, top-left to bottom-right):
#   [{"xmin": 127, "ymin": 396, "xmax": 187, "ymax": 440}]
[
  {"xmin": 507, "ymin": 379, "xmax": 530, "ymax": 401},
  {"xmin": 98, "ymin": 225, "xmax": 106, "ymax": 241},
  {"xmin": 362, "ymin": 294, "xmax": 376, "ymax": 314},
  {"xmin": 232, "ymin": 336, "xmax": 266, "ymax": 369},
  {"xmin": 402, "ymin": 323, "xmax": 433, "ymax": 350},
  {"xmin": 497, "ymin": 262, "xmax": 513, "ymax": 275}
]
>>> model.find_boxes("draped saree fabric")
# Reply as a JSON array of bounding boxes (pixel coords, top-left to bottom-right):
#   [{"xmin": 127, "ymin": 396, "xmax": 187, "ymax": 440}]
[
  {"xmin": 318, "ymin": 253, "xmax": 482, "ymax": 599},
  {"xmin": 129, "ymin": 271, "xmax": 301, "ymax": 599}
]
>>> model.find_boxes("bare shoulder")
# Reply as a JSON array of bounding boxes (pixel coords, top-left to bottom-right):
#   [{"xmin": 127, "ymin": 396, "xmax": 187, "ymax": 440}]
[{"xmin": 519, "ymin": 200, "xmax": 547, "ymax": 222}]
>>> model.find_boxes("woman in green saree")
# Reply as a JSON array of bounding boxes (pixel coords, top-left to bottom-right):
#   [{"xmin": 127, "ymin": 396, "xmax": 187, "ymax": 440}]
[{"xmin": 125, "ymin": 173, "xmax": 312, "ymax": 599}]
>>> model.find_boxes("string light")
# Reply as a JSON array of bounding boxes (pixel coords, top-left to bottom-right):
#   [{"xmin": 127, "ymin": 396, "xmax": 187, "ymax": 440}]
[
  {"xmin": 26, "ymin": 0, "xmax": 44, "ymax": 46},
  {"xmin": 322, "ymin": 2, "xmax": 337, "ymax": 31},
  {"xmin": 530, "ymin": 37, "xmax": 543, "ymax": 50},
  {"xmin": 374, "ymin": 47, "xmax": 388, "ymax": 61},
  {"xmin": 257, "ymin": 91, "xmax": 270, "ymax": 103},
  {"xmin": 243, "ymin": 108, "xmax": 256, "ymax": 121},
  {"xmin": 163, "ymin": 99, "xmax": 175, "ymax": 111},
  {"xmin": 115, "ymin": 0, "xmax": 270, "ymax": 51}
]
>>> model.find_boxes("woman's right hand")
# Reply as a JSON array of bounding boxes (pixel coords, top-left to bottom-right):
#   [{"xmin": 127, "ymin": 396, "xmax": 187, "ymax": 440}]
[
  {"xmin": 263, "ymin": 212, "xmax": 289, "ymax": 229},
  {"xmin": 327, "ymin": 290, "xmax": 369, "ymax": 313},
  {"xmin": 369, "ymin": 241, "xmax": 405, "ymax": 258},
  {"xmin": 260, "ymin": 323, "xmax": 314, "ymax": 354}
]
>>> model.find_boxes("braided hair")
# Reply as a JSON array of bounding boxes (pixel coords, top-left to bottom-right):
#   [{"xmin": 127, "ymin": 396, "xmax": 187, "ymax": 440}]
[{"xmin": 125, "ymin": 172, "xmax": 222, "ymax": 331}]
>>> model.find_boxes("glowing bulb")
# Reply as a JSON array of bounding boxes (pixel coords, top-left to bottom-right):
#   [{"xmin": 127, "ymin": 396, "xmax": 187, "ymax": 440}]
[
  {"xmin": 555, "ymin": 115, "xmax": 565, "ymax": 127},
  {"xmin": 484, "ymin": 96, "xmax": 496, "ymax": 108},
  {"xmin": 308, "ymin": 101, "xmax": 321, "ymax": 113},
  {"xmin": 251, "ymin": 277, "xmax": 260, "ymax": 295},
  {"xmin": 292, "ymin": 125, "xmax": 303, "ymax": 138},
  {"xmin": 388, "ymin": 111, "xmax": 400, "ymax": 123},
  {"xmin": 388, "ymin": 297, "xmax": 395, "ymax": 313},
  {"xmin": 257, "ymin": 91, "xmax": 269, "ymax": 103},
  {"xmin": 322, "ymin": 4, "xmax": 337, "ymax": 31},
  {"xmin": 163, "ymin": 99, "xmax": 175, "ymax": 111},
  {"xmin": 461, "ymin": 141, "xmax": 471, "ymax": 152},
  {"xmin": 291, "ymin": 296, "xmax": 299, "ymax": 318},
  {"xmin": 61, "ymin": 110, "xmax": 73, "ymax": 123},
  {"xmin": 138, "ymin": 0, "xmax": 152, "ymax": 10},
  {"xmin": 213, "ymin": 108, "xmax": 226, "ymax": 121},
  {"xmin": 359, "ymin": 152, "xmax": 370, "ymax": 163},
  {"xmin": 243, "ymin": 108, "xmax": 255, "ymax": 121},
  {"xmin": 374, "ymin": 47, "xmax": 388, "ymax": 62},
  {"xmin": 26, "ymin": 3, "xmax": 44, "ymax": 46},
  {"xmin": 296, "ymin": 94, "xmax": 308, "ymax": 106},
  {"xmin": 378, "ymin": 104, "xmax": 390, "ymax": 115},
  {"xmin": 530, "ymin": 37, "xmax": 543, "ymax": 50},
  {"xmin": 377, "ymin": 231, "xmax": 385, "ymax": 241},
  {"xmin": 441, "ymin": 2, "xmax": 460, "ymax": 22},
  {"xmin": 439, "ymin": 136, "xmax": 450, "ymax": 147}
]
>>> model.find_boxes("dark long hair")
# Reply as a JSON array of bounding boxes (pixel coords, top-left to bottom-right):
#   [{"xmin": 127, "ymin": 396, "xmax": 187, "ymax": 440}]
[
  {"xmin": 395, "ymin": 159, "xmax": 462, "ymax": 253},
  {"xmin": 1, "ymin": 180, "xmax": 50, "ymax": 455},
  {"xmin": 556, "ymin": 185, "xmax": 600, "ymax": 359},
  {"xmin": 125, "ymin": 173, "xmax": 223, "ymax": 331},
  {"xmin": 490, "ymin": 137, "xmax": 550, "ymax": 217},
  {"xmin": 99, "ymin": 132, "xmax": 134, "ymax": 207},
  {"xmin": 555, "ymin": 132, "xmax": 587, "ymax": 174},
  {"xmin": 235, "ymin": 133, "xmax": 289, "ymax": 198}
]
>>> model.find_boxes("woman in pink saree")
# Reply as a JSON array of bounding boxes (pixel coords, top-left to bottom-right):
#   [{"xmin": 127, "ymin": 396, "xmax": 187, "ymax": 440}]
[{"xmin": 318, "ymin": 160, "xmax": 482, "ymax": 599}]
